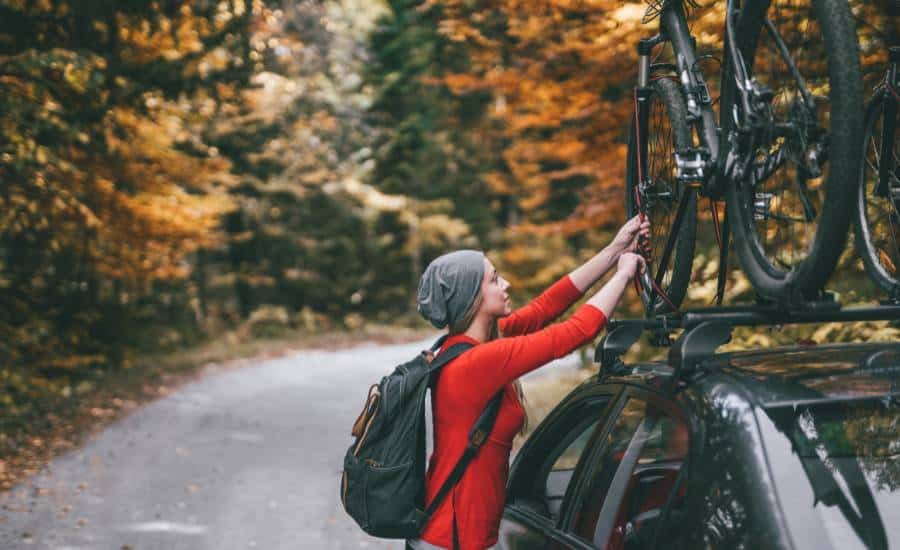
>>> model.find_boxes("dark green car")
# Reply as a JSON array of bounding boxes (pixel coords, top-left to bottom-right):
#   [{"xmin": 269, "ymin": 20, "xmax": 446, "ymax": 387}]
[{"xmin": 499, "ymin": 341, "xmax": 900, "ymax": 549}]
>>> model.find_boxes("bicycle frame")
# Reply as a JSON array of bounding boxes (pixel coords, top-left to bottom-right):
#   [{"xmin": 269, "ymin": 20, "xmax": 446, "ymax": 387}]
[
  {"xmin": 643, "ymin": 0, "xmax": 819, "ymax": 186},
  {"xmin": 632, "ymin": 0, "xmax": 738, "ymax": 303},
  {"xmin": 632, "ymin": 0, "xmax": 826, "ymax": 307}
]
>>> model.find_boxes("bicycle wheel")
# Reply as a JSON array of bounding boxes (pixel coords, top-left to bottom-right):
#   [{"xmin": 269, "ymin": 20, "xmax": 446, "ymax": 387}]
[
  {"xmin": 853, "ymin": 89, "xmax": 900, "ymax": 298},
  {"xmin": 626, "ymin": 77, "xmax": 697, "ymax": 315},
  {"xmin": 722, "ymin": 0, "xmax": 863, "ymax": 302}
]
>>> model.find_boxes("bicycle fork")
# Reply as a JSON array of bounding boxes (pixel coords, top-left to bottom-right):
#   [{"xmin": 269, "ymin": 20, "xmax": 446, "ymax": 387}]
[
  {"xmin": 632, "ymin": 65, "xmax": 680, "ymax": 314},
  {"xmin": 633, "ymin": 73, "xmax": 678, "ymax": 314}
]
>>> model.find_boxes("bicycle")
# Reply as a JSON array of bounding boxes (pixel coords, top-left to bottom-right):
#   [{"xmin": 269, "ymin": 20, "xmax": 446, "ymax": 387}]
[
  {"xmin": 853, "ymin": 46, "xmax": 900, "ymax": 303},
  {"xmin": 625, "ymin": 0, "xmax": 863, "ymax": 315}
]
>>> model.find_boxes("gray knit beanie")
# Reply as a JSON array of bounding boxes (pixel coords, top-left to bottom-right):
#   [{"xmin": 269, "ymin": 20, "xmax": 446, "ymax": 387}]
[{"xmin": 416, "ymin": 250, "xmax": 485, "ymax": 329}]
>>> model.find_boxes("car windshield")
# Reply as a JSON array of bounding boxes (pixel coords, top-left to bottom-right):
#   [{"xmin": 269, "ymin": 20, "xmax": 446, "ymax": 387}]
[{"xmin": 760, "ymin": 397, "xmax": 900, "ymax": 550}]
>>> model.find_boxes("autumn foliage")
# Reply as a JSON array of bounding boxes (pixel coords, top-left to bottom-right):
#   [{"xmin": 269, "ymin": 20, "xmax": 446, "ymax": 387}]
[{"xmin": 0, "ymin": 1, "xmax": 897, "ymax": 415}]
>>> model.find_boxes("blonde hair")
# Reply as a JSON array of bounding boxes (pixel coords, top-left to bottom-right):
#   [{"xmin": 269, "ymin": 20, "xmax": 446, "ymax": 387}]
[{"xmin": 449, "ymin": 289, "xmax": 529, "ymax": 434}]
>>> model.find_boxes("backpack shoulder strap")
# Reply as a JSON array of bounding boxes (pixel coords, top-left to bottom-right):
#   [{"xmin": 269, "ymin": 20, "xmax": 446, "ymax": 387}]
[
  {"xmin": 424, "ymin": 340, "xmax": 473, "ymax": 372},
  {"xmin": 423, "ymin": 389, "xmax": 504, "ymax": 520},
  {"xmin": 419, "ymin": 336, "xmax": 502, "ymax": 521}
]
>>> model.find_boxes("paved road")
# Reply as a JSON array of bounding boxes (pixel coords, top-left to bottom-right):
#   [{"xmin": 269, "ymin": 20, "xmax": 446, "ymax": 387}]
[{"xmin": 0, "ymin": 334, "xmax": 583, "ymax": 550}]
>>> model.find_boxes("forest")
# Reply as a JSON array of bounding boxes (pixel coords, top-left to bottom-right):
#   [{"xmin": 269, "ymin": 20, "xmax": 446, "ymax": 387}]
[{"xmin": 1, "ymin": 0, "xmax": 898, "ymax": 475}]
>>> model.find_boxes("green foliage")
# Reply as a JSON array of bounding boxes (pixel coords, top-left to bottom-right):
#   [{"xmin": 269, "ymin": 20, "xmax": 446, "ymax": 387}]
[{"xmin": 366, "ymin": 0, "xmax": 502, "ymax": 245}]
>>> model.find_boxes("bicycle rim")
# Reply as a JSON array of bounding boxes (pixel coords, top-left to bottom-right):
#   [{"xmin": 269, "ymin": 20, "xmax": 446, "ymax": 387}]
[{"xmin": 855, "ymin": 91, "xmax": 900, "ymax": 294}]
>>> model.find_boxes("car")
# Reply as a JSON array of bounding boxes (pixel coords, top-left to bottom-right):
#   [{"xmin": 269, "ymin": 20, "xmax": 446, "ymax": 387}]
[{"xmin": 498, "ymin": 305, "xmax": 900, "ymax": 550}]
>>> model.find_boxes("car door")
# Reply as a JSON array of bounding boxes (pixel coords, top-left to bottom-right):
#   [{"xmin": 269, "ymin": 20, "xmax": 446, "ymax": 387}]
[
  {"xmin": 497, "ymin": 384, "xmax": 623, "ymax": 550},
  {"xmin": 558, "ymin": 387, "xmax": 690, "ymax": 550}
]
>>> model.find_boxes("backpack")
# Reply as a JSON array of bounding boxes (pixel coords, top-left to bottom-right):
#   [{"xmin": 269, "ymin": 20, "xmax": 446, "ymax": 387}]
[{"xmin": 340, "ymin": 334, "xmax": 503, "ymax": 539}]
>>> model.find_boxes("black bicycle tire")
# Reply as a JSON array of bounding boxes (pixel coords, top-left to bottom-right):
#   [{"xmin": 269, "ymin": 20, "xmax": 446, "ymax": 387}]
[
  {"xmin": 722, "ymin": 0, "xmax": 863, "ymax": 302},
  {"xmin": 853, "ymin": 88, "xmax": 900, "ymax": 297},
  {"xmin": 625, "ymin": 77, "xmax": 697, "ymax": 315}
]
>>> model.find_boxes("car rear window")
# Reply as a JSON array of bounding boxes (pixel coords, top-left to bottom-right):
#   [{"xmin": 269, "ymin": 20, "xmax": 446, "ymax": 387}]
[{"xmin": 760, "ymin": 397, "xmax": 900, "ymax": 550}]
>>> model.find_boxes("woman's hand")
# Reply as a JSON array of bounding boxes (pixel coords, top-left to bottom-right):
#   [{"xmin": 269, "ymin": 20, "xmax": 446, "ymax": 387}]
[
  {"xmin": 616, "ymin": 252, "xmax": 646, "ymax": 280},
  {"xmin": 568, "ymin": 216, "xmax": 650, "ymax": 293},
  {"xmin": 611, "ymin": 215, "xmax": 651, "ymax": 256}
]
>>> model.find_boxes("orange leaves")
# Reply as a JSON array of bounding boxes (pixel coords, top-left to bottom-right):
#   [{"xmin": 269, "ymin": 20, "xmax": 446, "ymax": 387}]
[
  {"xmin": 443, "ymin": 73, "xmax": 490, "ymax": 94},
  {"xmin": 428, "ymin": 0, "xmax": 648, "ymax": 232},
  {"xmin": 118, "ymin": 8, "xmax": 209, "ymax": 65},
  {"xmin": 507, "ymin": 15, "xmax": 549, "ymax": 44},
  {"xmin": 49, "ymin": 101, "xmax": 235, "ymax": 284},
  {"xmin": 484, "ymin": 171, "xmax": 517, "ymax": 195},
  {"xmin": 438, "ymin": 18, "xmax": 499, "ymax": 46},
  {"xmin": 543, "ymin": 138, "xmax": 586, "ymax": 162}
]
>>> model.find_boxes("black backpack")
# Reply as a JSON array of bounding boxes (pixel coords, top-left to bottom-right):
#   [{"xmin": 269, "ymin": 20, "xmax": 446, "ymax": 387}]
[{"xmin": 340, "ymin": 334, "xmax": 502, "ymax": 539}]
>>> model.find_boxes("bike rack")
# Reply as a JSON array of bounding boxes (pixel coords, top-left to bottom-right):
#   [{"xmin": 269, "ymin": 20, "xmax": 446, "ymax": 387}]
[{"xmin": 595, "ymin": 302, "xmax": 900, "ymax": 384}]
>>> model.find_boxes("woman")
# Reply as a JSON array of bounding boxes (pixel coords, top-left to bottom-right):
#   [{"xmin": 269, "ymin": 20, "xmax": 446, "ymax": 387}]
[{"xmin": 409, "ymin": 216, "xmax": 650, "ymax": 550}]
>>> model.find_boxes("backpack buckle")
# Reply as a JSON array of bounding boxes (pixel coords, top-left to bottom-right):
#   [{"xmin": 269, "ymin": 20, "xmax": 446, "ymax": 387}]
[{"xmin": 470, "ymin": 430, "xmax": 486, "ymax": 448}]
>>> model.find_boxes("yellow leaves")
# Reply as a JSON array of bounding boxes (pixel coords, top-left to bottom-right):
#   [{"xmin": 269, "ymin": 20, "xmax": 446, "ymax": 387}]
[
  {"xmin": 39, "ymin": 354, "xmax": 106, "ymax": 370},
  {"xmin": 430, "ymin": 0, "xmax": 712, "ymax": 233},
  {"xmin": 117, "ymin": 7, "xmax": 209, "ymax": 67},
  {"xmin": 543, "ymin": 139, "xmax": 586, "ymax": 161},
  {"xmin": 878, "ymin": 249, "xmax": 897, "ymax": 275},
  {"xmin": 50, "ymin": 102, "xmax": 233, "ymax": 284},
  {"xmin": 809, "ymin": 321, "xmax": 900, "ymax": 345},
  {"xmin": 498, "ymin": 230, "xmax": 579, "ymax": 293},
  {"xmin": 443, "ymin": 73, "xmax": 489, "ymax": 94},
  {"xmin": 313, "ymin": 110, "xmax": 338, "ymax": 132},
  {"xmin": 508, "ymin": 15, "xmax": 549, "ymax": 43},
  {"xmin": 610, "ymin": 4, "xmax": 646, "ymax": 24},
  {"xmin": 417, "ymin": 214, "xmax": 475, "ymax": 249},
  {"xmin": 438, "ymin": 19, "xmax": 499, "ymax": 46},
  {"xmin": 484, "ymin": 171, "xmax": 516, "ymax": 195},
  {"xmin": 34, "ymin": 146, "xmax": 48, "ymax": 164}
]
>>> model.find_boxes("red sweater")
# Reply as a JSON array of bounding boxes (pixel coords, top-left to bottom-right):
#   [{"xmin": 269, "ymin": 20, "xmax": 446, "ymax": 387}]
[{"xmin": 420, "ymin": 275, "xmax": 607, "ymax": 549}]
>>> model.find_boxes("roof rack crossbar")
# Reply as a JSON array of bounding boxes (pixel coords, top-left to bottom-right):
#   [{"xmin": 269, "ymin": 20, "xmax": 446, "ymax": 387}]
[
  {"xmin": 595, "ymin": 303, "xmax": 899, "ymax": 383},
  {"xmin": 680, "ymin": 303, "xmax": 900, "ymax": 329},
  {"xmin": 606, "ymin": 303, "xmax": 899, "ymax": 333}
]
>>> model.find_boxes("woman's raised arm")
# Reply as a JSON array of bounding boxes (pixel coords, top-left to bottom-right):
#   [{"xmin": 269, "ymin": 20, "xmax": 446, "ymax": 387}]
[
  {"xmin": 445, "ymin": 253, "xmax": 645, "ymax": 407},
  {"xmin": 500, "ymin": 217, "xmax": 649, "ymax": 336},
  {"xmin": 568, "ymin": 215, "xmax": 650, "ymax": 292},
  {"xmin": 498, "ymin": 275, "xmax": 584, "ymax": 336}
]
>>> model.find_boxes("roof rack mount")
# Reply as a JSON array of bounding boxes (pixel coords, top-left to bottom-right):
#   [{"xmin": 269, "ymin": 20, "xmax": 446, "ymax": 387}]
[{"xmin": 595, "ymin": 302, "xmax": 900, "ymax": 384}]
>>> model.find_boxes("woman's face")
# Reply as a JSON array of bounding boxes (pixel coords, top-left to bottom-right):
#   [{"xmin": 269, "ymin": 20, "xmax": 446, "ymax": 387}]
[{"xmin": 480, "ymin": 258, "xmax": 512, "ymax": 318}]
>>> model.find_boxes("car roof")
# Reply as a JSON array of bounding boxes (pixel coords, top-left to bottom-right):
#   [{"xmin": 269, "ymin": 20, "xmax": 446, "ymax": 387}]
[
  {"xmin": 708, "ymin": 342, "xmax": 900, "ymax": 407},
  {"xmin": 599, "ymin": 342, "xmax": 900, "ymax": 408}
]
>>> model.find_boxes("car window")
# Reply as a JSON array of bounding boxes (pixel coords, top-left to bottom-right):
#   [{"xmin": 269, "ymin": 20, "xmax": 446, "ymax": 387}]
[
  {"xmin": 551, "ymin": 415, "xmax": 600, "ymax": 471},
  {"xmin": 761, "ymin": 398, "xmax": 900, "ymax": 550},
  {"xmin": 570, "ymin": 398, "xmax": 688, "ymax": 549},
  {"xmin": 544, "ymin": 414, "xmax": 603, "ymax": 520},
  {"xmin": 510, "ymin": 396, "xmax": 611, "ymax": 522},
  {"xmin": 679, "ymin": 390, "xmax": 777, "ymax": 549}
]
